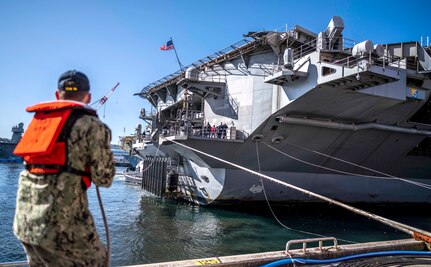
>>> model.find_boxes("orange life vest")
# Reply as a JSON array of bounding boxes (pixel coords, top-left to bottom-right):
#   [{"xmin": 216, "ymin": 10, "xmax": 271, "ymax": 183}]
[{"xmin": 14, "ymin": 100, "xmax": 97, "ymax": 190}]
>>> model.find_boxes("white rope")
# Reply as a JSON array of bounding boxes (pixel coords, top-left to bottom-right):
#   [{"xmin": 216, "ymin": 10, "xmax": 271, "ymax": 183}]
[
  {"xmin": 262, "ymin": 141, "xmax": 431, "ymax": 190},
  {"xmin": 141, "ymin": 144, "xmax": 162, "ymax": 173},
  {"xmin": 285, "ymin": 141, "xmax": 396, "ymax": 177},
  {"xmin": 255, "ymin": 142, "xmax": 356, "ymax": 244},
  {"xmin": 163, "ymin": 137, "xmax": 431, "ymax": 241},
  {"xmin": 283, "ymin": 141, "xmax": 431, "ymax": 190},
  {"xmin": 286, "ymin": 251, "xmax": 299, "ymax": 267}
]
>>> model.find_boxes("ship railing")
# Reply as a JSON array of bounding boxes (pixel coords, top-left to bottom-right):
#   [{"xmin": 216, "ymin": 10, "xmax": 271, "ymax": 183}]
[
  {"xmin": 190, "ymin": 127, "xmax": 249, "ymax": 141},
  {"xmin": 342, "ymin": 38, "xmax": 357, "ymax": 49},
  {"xmin": 293, "ymin": 38, "xmax": 318, "ymax": 61},
  {"xmin": 162, "ymin": 126, "xmax": 248, "ymax": 141},
  {"xmin": 292, "ymin": 37, "xmax": 356, "ymax": 62},
  {"xmin": 373, "ymin": 54, "xmax": 407, "ymax": 70},
  {"xmin": 227, "ymin": 94, "xmax": 239, "ymax": 118},
  {"xmin": 331, "ymin": 53, "xmax": 407, "ymax": 71},
  {"xmin": 267, "ymin": 37, "xmax": 357, "ymax": 74}
]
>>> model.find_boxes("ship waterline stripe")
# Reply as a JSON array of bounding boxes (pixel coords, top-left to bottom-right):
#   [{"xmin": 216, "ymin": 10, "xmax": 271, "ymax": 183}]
[{"xmin": 164, "ymin": 137, "xmax": 431, "ymax": 242}]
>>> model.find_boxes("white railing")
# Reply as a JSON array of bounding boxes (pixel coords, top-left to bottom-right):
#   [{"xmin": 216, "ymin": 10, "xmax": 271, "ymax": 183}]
[
  {"xmin": 161, "ymin": 125, "xmax": 248, "ymax": 141},
  {"xmin": 331, "ymin": 53, "xmax": 406, "ymax": 71}
]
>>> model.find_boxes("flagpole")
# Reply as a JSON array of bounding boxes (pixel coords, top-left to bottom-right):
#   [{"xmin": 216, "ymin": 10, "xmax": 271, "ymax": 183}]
[{"xmin": 171, "ymin": 37, "xmax": 185, "ymax": 70}]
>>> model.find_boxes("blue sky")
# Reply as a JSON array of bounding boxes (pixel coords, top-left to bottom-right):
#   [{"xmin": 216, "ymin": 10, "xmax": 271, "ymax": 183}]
[{"xmin": 0, "ymin": 0, "xmax": 429, "ymax": 143}]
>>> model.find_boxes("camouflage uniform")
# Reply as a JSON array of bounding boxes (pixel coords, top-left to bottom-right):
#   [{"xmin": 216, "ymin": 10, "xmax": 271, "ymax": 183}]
[{"xmin": 14, "ymin": 113, "xmax": 116, "ymax": 267}]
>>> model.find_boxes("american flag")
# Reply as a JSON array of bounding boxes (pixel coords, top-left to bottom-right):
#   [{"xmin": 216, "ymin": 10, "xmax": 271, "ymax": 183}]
[{"xmin": 160, "ymin": 40, "xmax": 174, "ymax": 51}]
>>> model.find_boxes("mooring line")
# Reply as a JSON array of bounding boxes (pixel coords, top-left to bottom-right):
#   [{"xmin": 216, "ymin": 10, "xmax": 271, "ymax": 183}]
[
  {"xmin": 284, "ymin": 141, "xmax": 397, "ymax": 177},
  {"xmin": 262, "ymin": 141, "xmax": 431, "ymax": 190},
  {"xmin": 95, "ymin": 185, "xmax": 110, "ymax": 267},
  {"xmin": 163, "ymin": 137, "xmax": 431, "ymax": 243},
  {"xmin": 281, "ymin": 141, "xmax": 431, "ymax": 189},
  {"xmin": 255, "ymin": 142, "xmax": 356, "ymax": 244}
]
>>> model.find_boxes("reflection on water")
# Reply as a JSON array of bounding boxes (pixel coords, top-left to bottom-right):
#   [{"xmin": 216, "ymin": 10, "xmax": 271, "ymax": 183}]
[{"xmin": 2, "ymin": 165, "xmax": 431, "ymax": 266}]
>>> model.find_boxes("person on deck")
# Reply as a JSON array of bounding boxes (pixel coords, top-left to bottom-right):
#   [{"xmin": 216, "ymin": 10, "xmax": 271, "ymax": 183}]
[
  {"xmin": 217, "ymin": 122, "xmax": 223, "ymax": 138},
  {"xmin": 13, "ymin": 70, "xmax": 115, "ymax": 267},
  {"xmin": 204, "ymin": 122, "xmax": 211, "ymax": 138},
  {"xmin": 211, "ymin": 124, "xmax": 216, "ymax": 138}
]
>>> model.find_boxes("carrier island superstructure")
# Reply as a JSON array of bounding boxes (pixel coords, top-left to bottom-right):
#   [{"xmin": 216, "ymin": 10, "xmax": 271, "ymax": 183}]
[{"xmin": 135, "ymin": 16, "xmax": 431, "ymax": 205}]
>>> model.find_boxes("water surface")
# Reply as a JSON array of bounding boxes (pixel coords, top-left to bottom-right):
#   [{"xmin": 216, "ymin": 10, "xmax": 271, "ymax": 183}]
[{"xmin": 1, "ymin": 164, "xmax": 430, "ymax": 266}]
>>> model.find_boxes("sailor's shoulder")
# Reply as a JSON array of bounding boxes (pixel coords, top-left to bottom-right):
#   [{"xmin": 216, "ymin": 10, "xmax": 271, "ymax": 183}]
[{"xmin": 73, "ymin": 114, "xmax": 110, "ymax": 132}]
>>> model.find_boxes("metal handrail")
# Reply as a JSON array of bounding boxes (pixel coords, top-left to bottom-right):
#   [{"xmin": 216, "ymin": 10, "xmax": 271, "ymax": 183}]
[
  {"xmin": 292, "ymin": 37, "xmax": 357, "ymax": 61},
  {"xmin": 331, "ymin": 53, "xmax": 407, "ymax": 71},
  {"xmin": 162, "ymin": 125, "xmax": 247, "ymax": 141},
  {"xmin": 286, "ymin": 237, "xmax": 339, "ymax": 254},
  {"xmin": 227, "ymin": 93, "xmax": 238, "ymax": 116}
]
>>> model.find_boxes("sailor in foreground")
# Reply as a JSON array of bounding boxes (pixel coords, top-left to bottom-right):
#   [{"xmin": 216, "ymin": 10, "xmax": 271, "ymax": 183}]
[{"xmin": 13, "ymin": 70, "xmax": 115, "ymax": 266}]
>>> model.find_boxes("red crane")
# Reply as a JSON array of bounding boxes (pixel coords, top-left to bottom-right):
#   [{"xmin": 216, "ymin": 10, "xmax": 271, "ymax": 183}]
[{"xmin": 92, "ymin": 82, "xmax": 120, "ymax": 111}]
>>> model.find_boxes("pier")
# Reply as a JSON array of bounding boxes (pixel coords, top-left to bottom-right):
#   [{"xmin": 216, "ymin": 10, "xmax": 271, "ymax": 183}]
[
  {"xmin": 1, "ymin": 238, "xmax": 429, "ymax": 266},
  {"xmin": 126, "ymin": 238, "xmax": 430, "ymax": 266}
]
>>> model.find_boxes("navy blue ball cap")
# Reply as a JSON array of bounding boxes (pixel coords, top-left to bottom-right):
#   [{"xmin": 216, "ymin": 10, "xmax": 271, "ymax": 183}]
[{"xmin": 58, "ymin": 70, "xmax": 90, "ymax": 92}]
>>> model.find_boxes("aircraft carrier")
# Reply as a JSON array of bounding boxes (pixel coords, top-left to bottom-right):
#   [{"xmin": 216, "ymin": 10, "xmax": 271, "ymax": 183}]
[{"xmin": 135, "ymin": 16, "xmax": 431, "ymax": 205}]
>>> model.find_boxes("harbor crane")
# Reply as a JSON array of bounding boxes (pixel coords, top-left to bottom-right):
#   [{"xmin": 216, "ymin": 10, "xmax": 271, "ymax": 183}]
[{"xmin": 91, "ymin": 82, "xmax": 120, "ymax": 115}]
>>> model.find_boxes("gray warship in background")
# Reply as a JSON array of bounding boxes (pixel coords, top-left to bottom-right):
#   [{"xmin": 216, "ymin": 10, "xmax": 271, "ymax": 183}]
[
  {"xmin": 0, "ymin": 123, "xmax": 24, "ymax": 163},
  {"xmin": 135, "ymin": 16, "xmax": 431, "ymax": 205}
]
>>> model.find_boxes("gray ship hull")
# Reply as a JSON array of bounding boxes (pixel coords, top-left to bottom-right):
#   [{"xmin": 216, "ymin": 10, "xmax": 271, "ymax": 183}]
[
  {"xmin": 137, "ymin": 16, "xmax": 431, "ymax": 206},
  {"xmin": 158, "ymin": 111, "xmax": 431, "ymax": 205}
]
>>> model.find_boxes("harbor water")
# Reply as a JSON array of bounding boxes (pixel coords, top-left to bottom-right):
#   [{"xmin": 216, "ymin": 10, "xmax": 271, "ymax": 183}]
[{"xmin": 1, "ymin": 163, "xmax": 431, "ymax": 266}]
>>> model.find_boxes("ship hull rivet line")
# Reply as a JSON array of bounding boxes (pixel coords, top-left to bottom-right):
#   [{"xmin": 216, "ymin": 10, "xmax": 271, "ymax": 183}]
[{"xmin": 162, "ymin": 136, "xmax": 431, "ymax": 244}]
